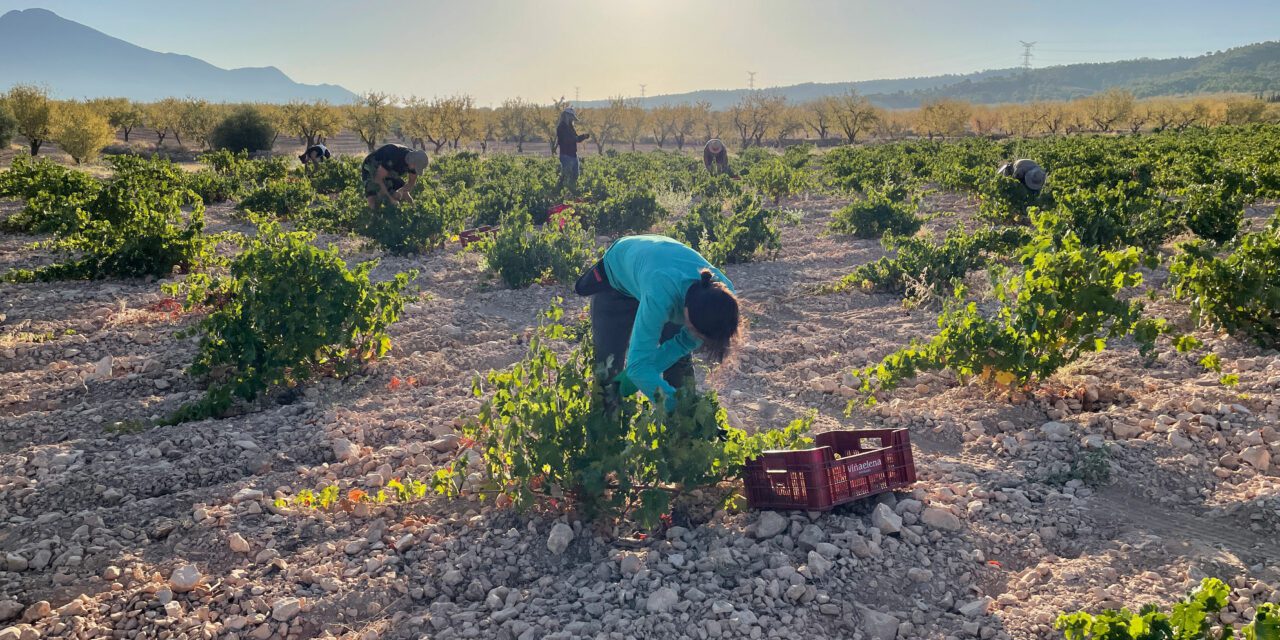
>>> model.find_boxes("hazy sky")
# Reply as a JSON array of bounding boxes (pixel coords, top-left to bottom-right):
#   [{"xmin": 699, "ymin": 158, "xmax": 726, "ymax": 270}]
[{"xmin": 3, "ymin": 0, "xmax": 1277, "ymax": 104}]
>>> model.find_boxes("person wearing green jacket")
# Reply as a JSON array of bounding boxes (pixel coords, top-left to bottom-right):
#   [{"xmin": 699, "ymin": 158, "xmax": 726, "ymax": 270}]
[{"xmin": 574, "ymin": 235, "xmax": 740, "ymax": 409}]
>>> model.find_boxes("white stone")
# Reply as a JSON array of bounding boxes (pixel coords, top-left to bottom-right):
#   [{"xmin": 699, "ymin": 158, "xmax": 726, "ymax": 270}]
[
  {"xmin": 271, "ymin": 597, "xmax": 301, "ymax": 622},
  {"xmin": 855, "ymin": 605, "xmax": 900, "ymax": 640},
  {"xmin": 754, "ymin": 511, "xmax": 788, "ymax": 539},
  {"xmin": 806, "ymin": 550, "xmax": 833, "ymax": 577},
  {"xmin": 228, "ymin": 533, "xmax": 250, "ymax": 554},
  {"xmin": 959, "ymin": 597, "xmax": 993, "ymax": 617},
  {"xmin": 1241, "ymin": 446, "xmax": 1271, "ymax": 472},
  {"xmin": 1040, "ymin": 422, "xmax": 1071, "ymax": 441},
  {"xmin": 921, "ymin": 507, "xmax": 963, "ymax": 532},
  {"xmin": 168, "ymin": 564, "xmax": 201, "ymax": 593},
  {"xmin": 332, "ymin": 438, "xmax": 359, "ymax": 462},
  {"xmin": 546, "ymin": 522, "xmax": 574, "ymax": 555},
  {"xmin": 871, "ymin": 503, "xmax": 902, "ymax": 535},
  {"xmin": 646, "ymin": 587, "xmax": 679, "ymax": 613}
]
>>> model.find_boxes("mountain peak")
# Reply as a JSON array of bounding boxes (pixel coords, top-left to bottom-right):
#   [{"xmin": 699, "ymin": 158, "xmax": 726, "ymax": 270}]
[{"xmin": 0, "ymin": 8, "xmax": 355, "ymax": 103}]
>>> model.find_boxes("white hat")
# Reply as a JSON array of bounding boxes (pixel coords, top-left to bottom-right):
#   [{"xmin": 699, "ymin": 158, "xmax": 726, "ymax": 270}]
[{"xmin": 406, "ymin": 150, "xmax": 429, "ymax": 172}]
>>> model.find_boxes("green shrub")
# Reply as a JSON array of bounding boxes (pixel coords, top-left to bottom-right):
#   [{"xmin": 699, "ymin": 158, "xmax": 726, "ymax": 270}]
[
  {"xmin": 472, "ymin": 156, "xmax": 558, "ymax": 226},
  {"xmin": 1056, "ymin": 577, "xmax": 1279, "ymax": 640},
  {"xmin": 478, "ymin": 207, "xmax": 595, "ymax": 288},
  {"xmin": 0, "ymin": 155, "xmax": 101, "ymax": 234},
  {"xmin": 165, "ymin": 222, "xmax": 415, "ymax": 423},
  {"xmin": 831, "ymin": 226, "xmax": 1029, "ymax": 298},
  {"xmin": 356, "ymin": 190, "xmax": 471, "ymax": 254},
  {"xmin": 185, "ymin": 169, "xmax": 240, "ymax": 204},
  {"xmin": 0, "ymin": 101, "xmax": 16, "ymax": 148},
  {"xmin": 434, "ymin": 304, "xmax": 813, "ymax": 527},
  {"xmin": 299, "ymin": 188, "xmax": 366, "ymax": 233},
  {"xmin": 1172, "ymin": 216, "xmax": 1280, "ymax": 347},
  {"xmin": 830, "ymin": 188, "xmax": 922, "ymax": 239},
  {"xmin": 209, "ymin": 105, "xmax": 276, "ymax": 153},
  {"xmin": 670, "ymin": 195, "xmax": 781, "ymax": 265},
  {"xmin": 1040, "ymin": 182, "xmax": 1174, "ymax": 251},
  {"xmin": 584, "ymin": 188, "xmax": 669, "ymax": 234},
  {"xmin": 305, "ymin": 156, "xmax": 362, "ymax": 194},
  {"xmin": 691, "ymin": 174, "xmax": 744, "ymax": 200},
  {"xmin": 3, "ymin": 184, "xmax": 213, "ymax": 282},
  {"xmin": 237, "ymin": 178, "xmax": 317, "ymax": 218},
  {"xmin": 853, "ymin": 232, "xmax": 1160, "ymax": 403},
  {"xmin": 746, "ymin": 156, "xmax": 810, "ymax": 205},
  {"xmin": 1178, "ymin": 181, "xmax": 1245, "ymax": 244}
]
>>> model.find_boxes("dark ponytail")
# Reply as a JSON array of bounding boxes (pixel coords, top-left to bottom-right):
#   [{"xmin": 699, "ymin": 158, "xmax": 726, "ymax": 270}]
[{"xmin": 685, "ymin": 269, "xmax": 740, "ymax": 363}]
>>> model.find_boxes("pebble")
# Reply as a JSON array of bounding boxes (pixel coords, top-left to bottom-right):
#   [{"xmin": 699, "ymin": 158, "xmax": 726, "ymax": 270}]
[
  {"xmin": 754, "ymin": 511, "xmax": 789, "ymax": 539},
  {"xmin": 229, "ymin": 532, "xmax": 251, "ymax": 553},
  {"xmin": 169, "ymin": 564, "xmax": 201, "ymax": 592},
  {"xmin": 546, "ymin": 522, "xmax": 575, "ymax": 555}
]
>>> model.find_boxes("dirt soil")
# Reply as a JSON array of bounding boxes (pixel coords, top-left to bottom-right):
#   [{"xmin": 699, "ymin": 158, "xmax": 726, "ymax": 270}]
[{"xmin": 1, "ymin": 191, "xmax": 1277, "ymax": 640}]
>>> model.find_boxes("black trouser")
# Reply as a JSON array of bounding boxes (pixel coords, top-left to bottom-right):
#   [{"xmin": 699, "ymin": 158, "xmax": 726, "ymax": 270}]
[{"xmin": 576, "ymin": 261, "xmax": 693, "ymax": 391}]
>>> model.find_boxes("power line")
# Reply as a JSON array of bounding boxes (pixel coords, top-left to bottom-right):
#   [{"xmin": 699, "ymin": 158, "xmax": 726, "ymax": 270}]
[
  {"xmin": 1019, "ymin": 41, "xmax": 1036, "ymax": 71},
  {"xmin": 639, "ymin": 84, "xmax": 646, "ymax": 100},
  {"xmin": 747, "ymin": 71, "xmax": 756, "ymax": 91},
  {"xmin": 574, "ymin": 86, "xmax": 580, "ymax": 103}
]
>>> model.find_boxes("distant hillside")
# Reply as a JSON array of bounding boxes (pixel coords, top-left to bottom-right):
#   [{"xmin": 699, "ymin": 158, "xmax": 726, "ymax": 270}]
[
  {"xmin": 0, "ymin": 8, "xmax": 356, "ymax": 103},
  {"xmin": 584, "ymin": 42, "xmax": 1280, "ymax": 109}
]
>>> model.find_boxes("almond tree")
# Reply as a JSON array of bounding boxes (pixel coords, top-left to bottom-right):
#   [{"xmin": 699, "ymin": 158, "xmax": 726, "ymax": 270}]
[
  {"xmin": 283, "ymin": 99, "xmax": 341, "ymax": 147},
  {"xmin": 146, "ymin": 98, "xmax": 183, "ymax": 149},
  {"xmin": 916, "ymin": 98, "xmax": 971, "ymax": 140},
  {"xmin": 349, "ymin": 91, "xmax": 395, "ymax": 152},
  {"xmin": 671, "ymin": 102, "xmax": 702, "ymax": 150},
  {"xmin": 6, "ymin": 84, "xmax": 52, "ymax": 156},
  {"xmin": 832, "ymin": 90, "xmax": 880, "ymax": 143},
  {"xmin": 91, "ymin": 97, "xmax": 143, "ymax": 142},
  {"xmin": 620, "ymin": 100, "xmax": 646, "ymax": 151},
  {"xmin": 802, "ymin": 97, "xmax": 835, "ymax": 141},
  {"xmin": 578, "ymin": 97, "xmax": 626, "ymax": 154},
  {"xmin": 52, "ymin": 100, "xmax": 114, "ymax": 164},
  {"xmin": 175, "ymin": 97, "xmax": 217, "ymax": 149},
  {"xmin": 730, "ymin": 93, "xmax": 785, "ymax": 148},
  {"xmin": 648, "ymin": 104, "xmax": 679, "ymax": 148},
  {"xmin": 535, "ymin": 97, "xmax": 568, "ymax": 154},
  {"xmin": 496, "ymin": 97, "xmax": 536, "ymax": 153},
  {"xmin": 1078, "ymin": 88, "xmax": 1134, "ymax": 133}
]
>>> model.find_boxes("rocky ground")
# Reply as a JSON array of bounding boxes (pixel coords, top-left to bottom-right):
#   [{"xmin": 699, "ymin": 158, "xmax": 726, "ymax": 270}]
[{"xmin": 1, "ymin": 191, "xmax": 1277, "ymax": 640}]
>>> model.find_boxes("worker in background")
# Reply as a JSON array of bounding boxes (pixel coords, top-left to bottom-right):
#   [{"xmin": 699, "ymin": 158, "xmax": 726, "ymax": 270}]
[
  {"xmin": 997, "ymin": 158, "xmax": 1046, "ymax": 193},
  {"xmin": 556, "ymin": 107, "xmax": 590, "ymax": 192},
  {"xmin": 361, "ymin": 143, "xmax": 428, "ymax": 207},
  {"xmin": 703, "ymin": 139, "xmax": 731, "ymax": 176}
]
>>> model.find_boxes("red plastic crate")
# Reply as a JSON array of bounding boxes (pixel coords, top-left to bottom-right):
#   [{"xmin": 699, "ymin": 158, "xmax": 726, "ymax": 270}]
[
  {"xmin": 458, "ymin": 225, "xmax": 499, "ymax": 247},
  {"xmin": 743, "ymin": 428, "xmax": 917, "ymax": 511}
]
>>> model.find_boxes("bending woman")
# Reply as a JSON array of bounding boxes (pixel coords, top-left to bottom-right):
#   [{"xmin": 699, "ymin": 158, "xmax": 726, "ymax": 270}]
[{"xmin": 575, "ymin": 235, "xmax": 740, "ymax": 409}]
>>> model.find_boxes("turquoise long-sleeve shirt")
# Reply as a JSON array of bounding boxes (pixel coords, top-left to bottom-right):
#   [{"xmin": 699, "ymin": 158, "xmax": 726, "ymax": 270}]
[{"xmin": 602, "ymin": 235, "xmax": 735, "ymax": 408}]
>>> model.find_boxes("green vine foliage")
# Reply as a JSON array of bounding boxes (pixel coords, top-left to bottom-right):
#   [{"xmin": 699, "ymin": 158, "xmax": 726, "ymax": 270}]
[
  {"xmin": 1172, "ymin": 215, "xmax": 1280, "ymax": 347},
  {"xmin": 853, "ymin": 232, "xmax": 1160, "ymax": 404},
  {"xmin": 477, "ymin": 207, "xmax": 595, "ymax": 288},
  {"xmin": 165, "ymin": 222, "xmax": 415, "ymax": 424},
  {"xmin": 583, "ymin": 187, "xmax": 669, "ymax": 235},
  {"xmin": 1056, "ymin": 577, "xmax": 1280, "ymax": 640},
  {"xmin": 0, "ymin": 154, "xmax": 102, "ymax": 235},
  {"xmin": 746, "ymin": 156, "xmax": 811, "ymax": 205},
  {"xmin": 829, "ymin": 226, "xmax": 1030, "ymax": 298},
  {"xmin": 829, "ymin": 186, "xmax": 923, "ymax": 239},
  {"xmin": 355, "ymin": 190, "xmax": 472, "ymax": 254},
  {"xmin": 669, "ymin": 194, "xmax": 782, "ymax": 265},
  {"xmin": 434, "ymin": 304, "xmax": 813, "ymax": 527},
  {"xmin": 237, "ymin": 178, "xmax": 318, "ymax": 218},
  {"xmin": 3, "ymin": 180, "xmax": 213, "ymax": 283},
  {"xmin": 304, "ymin": 156, "xmax": 363, "ymax": 194},
  {"xmin": 1042, "ymin": 182, "xmax": 1176, "ymax": 252}
]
